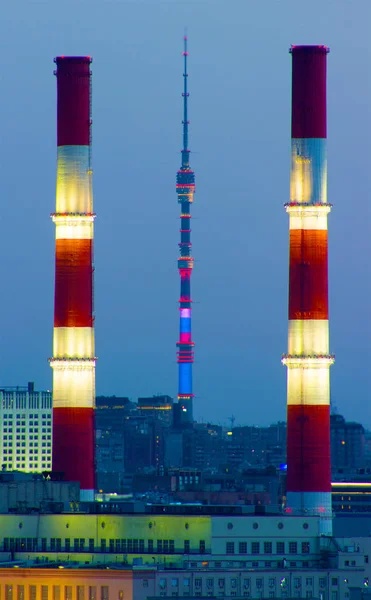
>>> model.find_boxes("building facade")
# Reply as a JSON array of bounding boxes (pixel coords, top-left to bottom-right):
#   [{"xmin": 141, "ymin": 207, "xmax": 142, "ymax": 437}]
[
  {"xmin": 0, "ymin": 511, "xmax": 370, "ymax": 598},
  {"xmin": 0, "ymin": 383, "xmax": 52, "ymax": 473}
]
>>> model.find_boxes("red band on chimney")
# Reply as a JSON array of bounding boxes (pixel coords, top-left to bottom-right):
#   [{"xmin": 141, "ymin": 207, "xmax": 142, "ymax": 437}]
[
  {"xmin": 291, "ymin": 46, "xmax": 328, "ymax": 139},
  {"xmin": 55, "ymin": 57, "xmax": 91, "ymax": 146},
  {"xmin": 289, "ymin": 229, "xmax": 328, "ymax": 320},
  {"xmin": 287, "ymin": 404, "xmax": 331, "ymax": 492},
  {"xmin": 54, "ymin": 239, "xmax": 93, "ymax": 327}
]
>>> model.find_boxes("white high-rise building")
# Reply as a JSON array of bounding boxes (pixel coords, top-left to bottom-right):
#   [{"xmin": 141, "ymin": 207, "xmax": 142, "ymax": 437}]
[{"xmin": 0, "ymin": 383, "xmax": 52, "ymax": 472}]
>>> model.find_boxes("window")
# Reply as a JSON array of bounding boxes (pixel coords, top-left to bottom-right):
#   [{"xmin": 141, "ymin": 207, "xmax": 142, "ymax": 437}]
[
  {"xmin": 89, "ymin": 538, "xmax": 94, "ymax": 552},
  {"xmin": 332, "ymin": 578, "xmax": 338, "ymax": 586},
  {"xmin": 101, "ymin": 539, "xmax": 106, "ymax": 552},
  {"xmin": 77, "ymin": 588, "xmax": 85, "ymax": 600},
  {"xmin": 252, "ymin": 542, "xmax": 260, "ymax": 554},
  {"xmin": 29, "ymin": 587, "xmax": 37, "ymax": 600},
  {"xmin": 264, "ymin": 541, "xmax": 273, "ymax": 554},
  {"xmin": 41, "ymin": 587, "xmax": 48, "ymax": 600},
  {"xmin": 79, "ymin": 538, "xmax": 85, "ymax": 551},
  {"xmin": 109, "ymin": 539, "xmax": 114, "ymax": 553},
  {"xmin": 157, "ymin": 540, "xmax": 163, "ymax": 553},
  {"xmin": 239, "ymin": 542, "xmax": 247, "ymax": 554},
  {"xmin": 289, "ymin": 541, "xmax": 297, "ymax": 554},
  {"xmin": 169, "ymin": 539, "xmax": 174, "ymax": 553},
  {"xmin": 5, "ymin": 585, "xmax": 13, "ymax": 600},
  {"xmin": 172, "ymin": 579, "xmax": 179, "ymax": 587},
  {"xmin": 148, "ymin": 539, "xmax": 154, "ymax": 553},
  {"xmin": 277, "ymin": 541, "xmax": 285, "ymax": 553},
  {"xmin": 306, "ymin": 593, "xmax": 313, "ymax": 599},
  {"xmin": 65, "ymin": 538, "xmax": 71, "ymax": 551},
  {"xmin": 200, "ymin": 540, "xmax": 206, "ymax": 553},
  {"xmin": 252, "ymin": 561, "xmax": 259, "ymax": 568},
  {"xmin": 53, "ymin": 588, "xmax": 61, "ymax": 600},
  {"xmin": 184, "ymin": 540, "xmax": 190, "ymax": 553},
  {"xmin": 294, "ymin": 578, "xmax": 301, "ymax": 589},
  {"xmin": 64, "ymin": 588, "xmax": 72, "ymax": 600},
  {"xmin": 331, "ymin": 592, "xmax": 338, "ymax": 600},
  {"xmin": 226, "ymin": 542, "xmax": 235, "ymax": 554},
  {"xmin": 195, "ymin": 579, "xmax": 202, "ymax": 589},
  {"xmin": 207, "ymin": 579, "xmax": 213, "ymax": 589},
  {"xmin": 41, "ymin": 537, "xmax": 47, "ymax": 551},
  {"xmin": 183, "ymin": 579, "xmax": 190, "ymax": 587},
  {"xmin": 231, "ymin": 579, "xmax": 237, "ymax": 589},
  {"xmin": 269, "ymin": 578, "xmax": 276, "ymax": 588},
  {"xmin": 160, "ymin": 579, "xmax": 167, "ymax": 589},
  {"xmin": 302, "ymin": 541, "xmax": 310, "ymax": 554},
  {"xmin": 319, "ymin": 578, "xmax": 326, "ymax": 588},
  {"xmin": 101, "ymin": 587, "xmax": 109, "ymax": 600},
  {"xmin": 89, "ymin": 588, "xmax": 97, "ymax": 600},
  {"xmin": 256, "ymin": 578, "xmax": 263, "ymax": 589},
  {"xmin": 17, "ymin": 586, "xmax": 25, "ymax": 600},
  {"xmin": 218, "ymin": 579, "xmax": 225, "ymax": 589},
  {"xmin": 140, "ymin": 539, "xmax": 145, "ymax": 552}
]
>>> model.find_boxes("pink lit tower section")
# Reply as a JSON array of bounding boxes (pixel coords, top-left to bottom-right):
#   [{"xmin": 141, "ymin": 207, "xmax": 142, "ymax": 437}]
[
  {"xmin": 50, "ymin": 57, "xmax": 96, "ymax": 501},
  {"xmin": 282, "ymin": 46, "xmax": 334, "ymax": 535}
]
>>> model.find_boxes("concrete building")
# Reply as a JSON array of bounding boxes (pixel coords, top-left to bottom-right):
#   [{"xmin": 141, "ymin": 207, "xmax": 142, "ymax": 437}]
[
  {"xmin": 95, "ymin": 396, "xmax": 136, "ymax": 492},
  {"xmin": 0, "ymin": 383, "xmax": 52, "ymax": 473},
  {"xmin": 0, "ymin": 508, "xmax": 370, "ymax": 597},
  {"xmin": 331, "ymin": 415, "xmax": 365, "ymax": 472}
]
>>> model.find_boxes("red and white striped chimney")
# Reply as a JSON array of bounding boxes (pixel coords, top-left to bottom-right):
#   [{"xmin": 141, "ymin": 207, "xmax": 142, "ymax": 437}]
[
  {"xmin": 282, "ymin": 46, "xmax": 334, "ymax": 535},
  {"xmin": 50, "ymin": 56, "xmax": 96, "ymax": 501}
]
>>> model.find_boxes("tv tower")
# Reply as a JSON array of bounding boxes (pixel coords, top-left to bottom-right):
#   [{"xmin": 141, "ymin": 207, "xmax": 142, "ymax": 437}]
[
  {"xmin": 50, "ymin": 56, "xmax": 96, "ymax": 501},
  {"xmin": 282, "ymin": 45, "xmax": 334, "ymax": 535},
  {"xmin": 176, "ymin": 36, "xmax": 196, "ymax": 424}
]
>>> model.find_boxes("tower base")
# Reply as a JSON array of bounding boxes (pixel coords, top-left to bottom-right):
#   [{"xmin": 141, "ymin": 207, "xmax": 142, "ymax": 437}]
[{"xmin": 286, "ymin": 491, "xmax": 333, "ymax": 536}]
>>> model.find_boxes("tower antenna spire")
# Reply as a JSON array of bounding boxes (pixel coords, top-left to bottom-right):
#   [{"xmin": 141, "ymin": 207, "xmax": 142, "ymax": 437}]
[{"xmin": 182, "ymin": 35, "xmax": 189, "ymax": 163}]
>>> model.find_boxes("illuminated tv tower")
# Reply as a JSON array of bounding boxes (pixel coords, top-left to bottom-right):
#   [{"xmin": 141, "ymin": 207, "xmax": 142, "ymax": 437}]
[
  {"xmin": 282, "ymin": 45, "xmax": 334, "ymax": 534},
  {"xmin": 176, "ymin": 36, "xmax": 195, "ymax": 424},
  {"xmin": 50, "ymin": 56, "xmax": 96, "ymax": 500}
]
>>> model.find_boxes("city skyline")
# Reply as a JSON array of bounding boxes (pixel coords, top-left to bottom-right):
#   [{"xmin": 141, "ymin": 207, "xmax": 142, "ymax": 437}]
[{"xmin": 0, "ymin": 0, "xmax": 369, "ymax": 427}]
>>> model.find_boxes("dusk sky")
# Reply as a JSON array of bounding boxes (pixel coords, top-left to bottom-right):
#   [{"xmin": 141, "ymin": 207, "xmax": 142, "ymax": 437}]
[{"xmin": 0, "ymin": 0, "xmax": 370, "ymax": 426}]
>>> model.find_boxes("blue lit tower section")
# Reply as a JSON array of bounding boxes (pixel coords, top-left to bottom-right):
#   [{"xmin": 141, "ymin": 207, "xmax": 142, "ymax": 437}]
[{"xmin": 176, "ymin": 36, "xmax": 195, "ymax": 424}]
